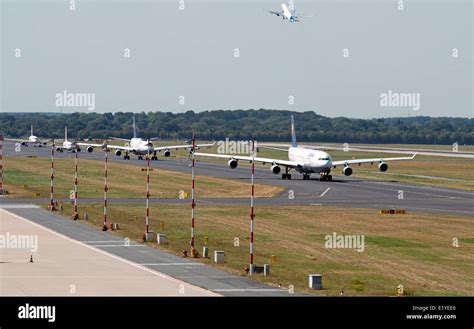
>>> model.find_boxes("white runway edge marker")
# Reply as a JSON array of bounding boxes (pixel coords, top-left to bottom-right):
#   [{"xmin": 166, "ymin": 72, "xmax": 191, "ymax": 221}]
[{"xmin": 1, "ymin": 209, "xmax": 219, "ymax": 296}]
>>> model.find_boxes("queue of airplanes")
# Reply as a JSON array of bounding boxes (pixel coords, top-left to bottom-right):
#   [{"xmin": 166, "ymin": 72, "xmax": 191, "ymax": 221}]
[
  {"xmin": 8, "ymin": 115, "xmax": 416, "ymax": 181},
  {"xmin": 7, "ymin": 117, "xmax": 214, "ymax": 160}
]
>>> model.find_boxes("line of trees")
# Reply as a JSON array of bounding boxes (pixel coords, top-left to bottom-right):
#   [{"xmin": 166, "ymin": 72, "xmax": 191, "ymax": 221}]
[{"xmin": 0, "ymin": 110, "xmax": 472, "ymax": 145}]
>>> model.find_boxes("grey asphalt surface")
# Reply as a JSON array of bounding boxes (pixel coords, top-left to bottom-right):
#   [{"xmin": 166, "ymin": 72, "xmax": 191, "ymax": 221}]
[
  {"xmin": 3, "ymin": 141, "xmax": 473, "ymax": 216},
  {"xmin": 0, "ymin": 205, "xmax": 297, "ymax": 296}
]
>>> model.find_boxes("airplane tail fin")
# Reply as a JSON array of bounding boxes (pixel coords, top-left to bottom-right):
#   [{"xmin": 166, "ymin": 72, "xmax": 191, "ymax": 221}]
[
  {"xmin": 132, "ymin": 116, "xmax": 137, "ymax": 138},
  {"xmin": 31, "ymin": 125, "xmax": 33, "ymax": 136},
  {"xmin": 291, "ymin": 115, "xmax": 297, "ymax": 147},
  {"xmin": 65, "ymin": 127, "xmax": 68, "ymax": 141}
]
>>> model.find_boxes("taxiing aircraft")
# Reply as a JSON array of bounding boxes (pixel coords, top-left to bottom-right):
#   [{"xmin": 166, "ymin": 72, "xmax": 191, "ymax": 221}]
[
  {"xmin": 195, "ymin": 116, "xmax": 416, "ymax": 181},
  {"xmin": 81, "ymin": 116, "xmax": 215, "ymax": 160},
  {"xmin": 6, "ymin": 126, "xmax": 47, "ymax": 147},
  {"xmin": 54, "ymin": 127, "xmax": 82, "ymax": 152},
  {"xmin": 268, "ymin": 2, "xmax": 315, "ymax": 23}
]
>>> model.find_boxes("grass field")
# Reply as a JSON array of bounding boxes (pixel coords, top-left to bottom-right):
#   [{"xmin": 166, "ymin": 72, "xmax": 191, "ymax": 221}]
[
  {"xmin": 2, "ymin": 156, "xmax": 284, "ymax": 199},
  {"xmin": 55, "ymin": 203, "xmax": 474, "ymax": 296}
]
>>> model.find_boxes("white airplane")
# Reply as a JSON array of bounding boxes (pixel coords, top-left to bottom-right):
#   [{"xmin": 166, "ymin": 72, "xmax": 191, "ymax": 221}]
[
  {"xmin": 6, "ymin": 125, "xmax": 47, "ymax": 147},
  {"xmin": 81, "ymin": 116, "xmax": 215, "ymax": 160},
  {"xmin": 268, "ymin": 3, "xmax": 314, "ymax": 23},
  {"xmin": 195, "ymin": 116, "xmax": 416, "ymax": 181},
  {"xmin": 54, "ymin": 127, "xmax": 82, "ymax": 152}
]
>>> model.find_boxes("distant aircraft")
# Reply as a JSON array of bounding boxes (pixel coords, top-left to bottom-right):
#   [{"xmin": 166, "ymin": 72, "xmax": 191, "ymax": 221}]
[
  {"xmin": 81, "ymin": 116, "xmax": 215, "ymax": 160},
  {"xmin": 55, "ymin": 127, "xmax": 82, "ymax": 152},
  {"xmin": 195, "ymin": 116, "xmax": 416, "ymax": 181},
  {"xmin": 268, "ymin": 2, "xmax": 315, "ymax": 23},
  {"xmin": 6, "ymin": 126, "xmax": 47, "ymax": 147}
]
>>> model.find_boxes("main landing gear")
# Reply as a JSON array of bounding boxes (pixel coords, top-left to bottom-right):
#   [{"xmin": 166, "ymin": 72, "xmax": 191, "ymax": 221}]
[
  {"xmin": 151, "ymin": 151, "xmax": 158, "ymax": 161},
  {"xmin": 302, "ymin": 173, "xmax": 311, "ymax": 180},
  {"xmin": 282, "ymin": 167, "xmax": 291, "ymax": 180},
  {"xmin": 123, "ymin": 151, "xmax": 131, "ymax": 160}
]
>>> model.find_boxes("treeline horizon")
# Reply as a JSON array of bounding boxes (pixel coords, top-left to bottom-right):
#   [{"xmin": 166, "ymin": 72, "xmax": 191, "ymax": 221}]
[{"xmin": 0, "ymin": 110, "xmax": 472, "ymax": 145}]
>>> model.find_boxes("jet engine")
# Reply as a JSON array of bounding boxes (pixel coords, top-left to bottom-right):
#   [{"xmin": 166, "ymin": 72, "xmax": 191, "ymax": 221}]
[
  {"xmin": 378, "ymin": 162, "xmax": 388, "ymax": 172},
  {"xmin": 115, "ymin": 150, "xmax": 122, "ymax": 157},
  {"xmin": 271, "ymin": 164, "xmax": 281, "ymax": 175},
  {"xmin": 87, "ymin": 146, "xmax": 94, "ymax": 153},
  {"xmin": 163, "ymin": 150, "xmax": 171, "ymax": 157},
  {"xmin": 342, "ymin": 166, "xmax": 353, "ymax": 176},
  {"xmin": 228, "ymin": 159, "xmax": 238, "ymax": 169}
]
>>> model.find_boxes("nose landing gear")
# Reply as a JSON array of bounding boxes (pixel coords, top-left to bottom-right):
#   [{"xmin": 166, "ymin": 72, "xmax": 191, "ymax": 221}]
[{"xmin": 319, "ymin": 172, "xmax": 332, "ymax": 181}]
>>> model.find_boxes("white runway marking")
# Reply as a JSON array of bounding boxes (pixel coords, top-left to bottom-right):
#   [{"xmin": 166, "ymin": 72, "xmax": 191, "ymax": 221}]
[
  {"xmin": 140, "ymin": 263, "xmax": 204, "ymax": 266},
  {"xmin": 213, "ymin": 288, "xmax": 287, "ymax": 292},
  {"xmin": 0, "ymin": 204, "xmax": 40, "ymax": 209},
  {"xmin": 317, "ymin": 187, "xmax": 331, "ymax": 198}
]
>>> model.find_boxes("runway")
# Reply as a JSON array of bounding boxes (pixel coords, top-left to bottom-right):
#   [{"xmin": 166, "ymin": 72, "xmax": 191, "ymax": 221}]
[
  {"xmin": 3, "ymin": 141, "xmax": 473, "ymax": 216},
  {"xmin": 0, "ymin": 205, "xmax": 296, "ymax": 296},
  {"xmin": 0, "ymin": 208, "xmax": 216, "ymax": 296}
]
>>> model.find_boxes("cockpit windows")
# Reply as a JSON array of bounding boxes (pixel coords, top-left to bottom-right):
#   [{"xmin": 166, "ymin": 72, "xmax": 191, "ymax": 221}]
[{"xmin": 318, "ymin": 157, "xmax": 330, "ymax": 161}]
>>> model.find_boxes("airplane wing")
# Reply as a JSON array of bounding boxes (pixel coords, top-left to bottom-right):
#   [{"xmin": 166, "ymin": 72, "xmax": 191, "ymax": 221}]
[
  {"xmin": 105, "ymin": 144, "xmax": 135, "ymax": 152},
  {"xmin": 194, "ymin": 152, "xmax": 300, "ymax": 168},
  {"xmin": 331, "ymin": 154, "xmax": 417, "ymax": 167},
  {"xmin": 258, "ymin": 145, "xmax": 330, "ymax": 152},
  {"xmin": 268, "ymin": 10, "xmax": 283, "ymax": 16},
  {"xmin": 108, "ymin": 137, "xmax": 131, "ymax": 142},
  {"xmin": 4, "ymin": 138, "xmax": 27, "ymax": 143},
  {"xmin": 258, "ymin": 146, "xmax": 289, "ymax": 152},
  {"xmin": 76, "ymin": 142, "xmax": 105, "ymax": 148},
  {"xmin": 5, "ymin": 138, "xmax": 48, "ymax": 145},
  {"xmin": 153, "ymin": 142, "xmax": 216, "ymax": 152}
]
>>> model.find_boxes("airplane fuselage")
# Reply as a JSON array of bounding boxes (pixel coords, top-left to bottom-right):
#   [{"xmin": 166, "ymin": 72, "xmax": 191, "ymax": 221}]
[
  {"xmin": 129, "ymin": 138, "xmax": 154, "ymax": 155},
  {"xmin": 281, "ymin": 3, "xmax": 297, "ymax": 22},
  {"xmin": 288, "ymin": 147, "xmax": 332, "ymax": 173}
]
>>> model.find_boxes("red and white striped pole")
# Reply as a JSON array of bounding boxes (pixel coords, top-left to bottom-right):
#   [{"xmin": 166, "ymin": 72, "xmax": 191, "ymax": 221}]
[
  {"xmin": 102, "ymin": 151, "xmax": 108, "ymax": 231},
  {"xmin": 145, "ymin": 154, "xmax": 150, "ymax": 234},
  {"xmin": 72, "ymin": 150, "xmax": 78, "ymax": 219},
  {"xmin": 0, "ymin": 134, "xmax": 3, "ymax": 196},
  {"xmin": 249, "ymin": 137, "xmax": 256, "ymax": 274},
  {"xmin": 49, "ymin": 140, "xmax": 57, "ymax": 211},
  {"xmin": 190, "ymin": 133, "xmax": 196, "ymax": 257}
]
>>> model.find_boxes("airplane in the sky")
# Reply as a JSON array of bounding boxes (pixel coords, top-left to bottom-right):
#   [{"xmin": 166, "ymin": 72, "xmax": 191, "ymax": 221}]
[
  {"xmin": 268, "ymin": 2, "xmax": 315, "ymax": 23},
  {"xmin": 81, "ymin": 116, "xmax": 215, "ymax": 160},
  {"xmin": 6, "ymin": 125, "xmax": 47, "ymax": 147},
  {"xmin": 195, "ymin": 116, "xmax": 416, "ymax": 181}
]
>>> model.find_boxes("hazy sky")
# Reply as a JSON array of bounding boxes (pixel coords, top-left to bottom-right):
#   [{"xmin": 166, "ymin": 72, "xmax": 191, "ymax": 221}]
[{"xmin": 1, "ymin": 0, "xmax": 472, "ymax": 118}]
